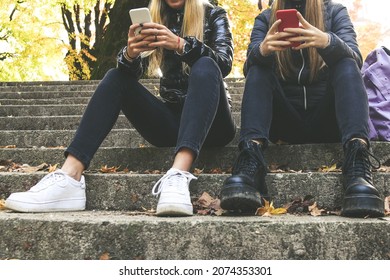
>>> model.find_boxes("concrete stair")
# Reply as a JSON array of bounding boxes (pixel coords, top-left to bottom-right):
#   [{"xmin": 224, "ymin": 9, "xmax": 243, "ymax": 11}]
[{"xmin": 1, "ymin": 79, "xmax": 390, "ymax": 260}]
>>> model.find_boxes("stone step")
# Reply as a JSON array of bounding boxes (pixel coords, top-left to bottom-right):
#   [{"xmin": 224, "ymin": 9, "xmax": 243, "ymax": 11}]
[
  {"xmin": 0, "ymin": 114, "xmax": 241, "ymax": 130},
  {"xmin": 0, "ymin": 77, "xmax": 244, "ymax": 87},
  {"xmin": 0, "ymin": 101, "xmax": 243, "ymax": 116},
  {"xmin": 0, "ymin": 211, "xmax": 389, "ymax": 260},
  {"xmin": 0, "ymin": 87, "xmax": 244, "ymax": 100},
  {"xmin": 0, "ymin": 79, "xmax": 245, "ymax": 94},
  {"xmin": 0, "ymin": 97, "xmax": 92, "ymax": 105},
  {"xmin": 1, "ymin": 171, "xmax": 389, "ymax": 212},
  {"xmin": 0, "ymin": 92, "xmax": 244, "ymax": 104},
  {"xmin": 1, "ymin": 143, "xmax": 389, "ymax": 172}
]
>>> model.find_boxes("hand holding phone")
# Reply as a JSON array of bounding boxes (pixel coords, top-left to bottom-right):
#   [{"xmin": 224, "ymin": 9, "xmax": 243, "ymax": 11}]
[
  {"xmin": 276, "ymin": 9, "xmax": 300, "ymax": 47},
  {"xmin": 129, "ymin": 7, "xmax": 152, "ymax": 36}
]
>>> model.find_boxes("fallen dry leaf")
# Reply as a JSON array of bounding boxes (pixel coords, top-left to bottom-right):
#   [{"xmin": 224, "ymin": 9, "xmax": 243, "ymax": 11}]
[
  {"xmin": 285, "ymin": 196, "xmax": 315, "ymax": 214},
  {"xmin": 14, "ymin": 163, "xmax": 48, "ymax": 173},
  {"xmin": 48, "ymin": 164, "xmax": 58, "ymax": 173},
  {"xmin": 100, "ymin": 165, "xmax": 120, "ymax": 173},
  {"xmin": 99, "ymin": 252, "xmax": 110, "ymax": 260},
  {"xmin": 385, "ymin": 196, "xmax": 390, "ymax": 216},
  {"xmin": 209, "ymin": 168, "xmax": 223, "ymax": 174},
  {"xmin": 130, "ymin": 194, "xmax": 139, "ymax": 203},
  {"xmin": 144, "ymin": 169, "xmax": 162, "ymax": 174},
  {"xmin": 309, "ymin": 202, "xmax": 326, "ymax": 216},
  {"xmin": 0, "ymin": 199, "xmax": 6, "ymax": 210},
  {"xmin": 256, "ymin": 199, "xmax": 287, "ymax": 216},
  {"xmin": 193, "ymin": 192, "xmax": 223, "ymax": 216},
  {"xmin": 377, "ymin": 166, "xmax": 390, "ymax": 173},
  {"xmin": 318, "ymin": 163, "xmax": 340, "ymax": 172},
  {"xmin": 193, "ymin": 168, "xmax": 204, "ymax": 175}
]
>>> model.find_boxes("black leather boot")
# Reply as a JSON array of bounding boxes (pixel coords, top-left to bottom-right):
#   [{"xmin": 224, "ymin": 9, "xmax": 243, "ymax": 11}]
[
  {"xmin": 341, "ymin": 139, "xmax": 384, "ymax": 217},
  {"xmin": 220, "ymin": 140, "xmax": 268, "ymax": 212}
]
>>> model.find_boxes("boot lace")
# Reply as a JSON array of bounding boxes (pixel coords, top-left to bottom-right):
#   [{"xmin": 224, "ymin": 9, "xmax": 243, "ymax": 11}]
[
  {"xmin": 232, "ymin": 148, "xmax": 263, "ymax": 177},
  {"xmin": 342, "ymin": 142, "xmax": 381, "ymax": 184}
]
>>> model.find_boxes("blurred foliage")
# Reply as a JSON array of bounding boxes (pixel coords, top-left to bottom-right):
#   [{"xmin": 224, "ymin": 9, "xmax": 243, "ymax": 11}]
[
  {"xmin": 0, "ymin": 0, "xmax": 68, "ymax": 81},
  {"xmin": 0, "ymin": 0, "xmax": 387, "ymax": 81}
]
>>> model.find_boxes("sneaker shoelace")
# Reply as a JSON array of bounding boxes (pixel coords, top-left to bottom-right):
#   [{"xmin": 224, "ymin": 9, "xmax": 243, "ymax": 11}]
[
  {"xmin": 30, "ymin": 171, "xmax": 66, "ymax": 192},
  {"xmin": 151, "ymin": 169, "xmax": 197, "ymax": 196},
  {"xmin": 342, "ymin": 142, "xmax": 381, "ymax": 184}
]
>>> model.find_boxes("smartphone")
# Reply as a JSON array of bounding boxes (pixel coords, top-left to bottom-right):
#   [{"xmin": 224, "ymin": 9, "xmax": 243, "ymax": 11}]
[
  {"xmin": 276, "ymin": 9, "xmax": 300, "ymax": 47},
  {"xmin": 129, "ymin": 7, "xmax": 152, "ymax": 35}
]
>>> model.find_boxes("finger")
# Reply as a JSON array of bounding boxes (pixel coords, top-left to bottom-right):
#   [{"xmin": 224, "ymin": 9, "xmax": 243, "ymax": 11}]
[
  {"xmin": 297, "ymin": 12, "xmax": 310, "ymax": 28},
  {"xmin": 270, "ymin": 19, "xmax": 281, "ymax": 34}
]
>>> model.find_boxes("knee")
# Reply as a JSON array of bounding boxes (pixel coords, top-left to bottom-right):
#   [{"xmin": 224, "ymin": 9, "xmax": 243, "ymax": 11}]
[
  {"xmin": 331, "ymin": 57, "xmax": 361, "ymax": 81},
  {"xmin": 190, "ymin": 57, "xmax": 221, "ymax": 80},
  {"xmin": 102, "ymin": 68, "xmax": 127, "ymax": 83}
]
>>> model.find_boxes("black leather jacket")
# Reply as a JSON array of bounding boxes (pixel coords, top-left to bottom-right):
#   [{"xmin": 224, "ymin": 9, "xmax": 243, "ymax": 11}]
[
  {"xmin": 244, "ymin": 0, "xmax": 362, "ymax": 112},
  {"xmin": 117, "ymin": 4, "xmax": 233, "ymax": 96}
]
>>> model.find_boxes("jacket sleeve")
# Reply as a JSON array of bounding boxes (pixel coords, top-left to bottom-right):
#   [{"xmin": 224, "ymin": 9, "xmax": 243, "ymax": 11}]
[
  {"xmin": 243, "ymin": 9, "xmax": 275, "ymax": 77},
  {"xmin": 180, "ymin": 6, "xmax": 234, "ymax": 78},
  {"xmin": 318, "ymin": 4, "xmax": 363, "ymax": 68},
  {"xmin": 116, "ymin": 47, "xmax": 146, "ymax": 79}
]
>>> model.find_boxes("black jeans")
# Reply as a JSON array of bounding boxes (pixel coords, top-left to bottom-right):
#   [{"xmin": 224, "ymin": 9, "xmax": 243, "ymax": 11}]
[
  {"xmin": 65, "ymin": 57, "xmax": 236, "ymax": 169},
  {"xmin": 240, "ymin": 57, "xmax": 369, "ymax": 146}
]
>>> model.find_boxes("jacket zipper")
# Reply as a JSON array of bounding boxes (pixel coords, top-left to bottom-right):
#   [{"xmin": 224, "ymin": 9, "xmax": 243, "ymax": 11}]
[{"xmin": 297, "ymin": 49, "xmax": 307, "ymax": 110}]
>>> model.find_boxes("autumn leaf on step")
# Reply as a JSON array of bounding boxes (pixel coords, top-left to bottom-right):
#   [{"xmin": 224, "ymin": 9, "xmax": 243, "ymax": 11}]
[
  {"xmin": 193, "ymin": 192, "xmax": 223, "ymax": 216},
  {"xmin": 385, "ymin": 196, "xmax": 390, "ymax": 216},
  {"xmin": 255, "ymin": 199, "xmax": 287, "ymax": 216},
  {"xmin": 99, "ymin": 252, "xmax": 110, "ymax": 260},
  {"xmin": 15, "ymin": 163, "xmax": 48, "ymax": 173},
  {"xmin": 0, "ymin": 199, "xmax": 6, "ymax": 210},
  {"xmin": 48, "ymin": 164, "xmax": 58, "ymax": 173},
  {"xmin": 99, "ymin": 165, "xmax": 120, "ymax": 173},
  {"xmin": 309, "ymin": 202, "xmax": 326, "ymax": 216},
  {"xmin": 209, "ymin": 168, "xmax": 223, "ymax": 174},
  {"xmin": 144, "ymin": 169, "xmax": 162, "ymax": 174},
  {"xmin": 193, "ymin": 168, "xmax": 204, "ymax": 175},
  {"xmin": 318, "ymin": 163, "xmax": 340, "ymax": 172}
]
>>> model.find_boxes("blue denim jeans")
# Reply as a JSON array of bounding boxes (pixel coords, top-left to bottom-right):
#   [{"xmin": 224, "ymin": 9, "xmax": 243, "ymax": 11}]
[
  {"xmin": 65, "ymin": 57, "xmax": 236, "ymax": 168},
  {"xmin": 240, "ymin": 57, "xmax": 369, "ymax": 146}
]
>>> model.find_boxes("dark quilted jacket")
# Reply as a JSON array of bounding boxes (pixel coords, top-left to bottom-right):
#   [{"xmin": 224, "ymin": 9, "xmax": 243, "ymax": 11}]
[{"xmin": 244, "ymin": 0, "xmax": 362, "ymax": 112}]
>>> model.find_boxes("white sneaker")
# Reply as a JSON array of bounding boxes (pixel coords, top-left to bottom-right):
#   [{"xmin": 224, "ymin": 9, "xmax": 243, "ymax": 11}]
[
  {"xmin": 5, "ymin": 169, "xmax": 86, "ymax": 212},
  {"xmin": 152, "ymin": 168, "xmax": 197, "ymax": 216}
]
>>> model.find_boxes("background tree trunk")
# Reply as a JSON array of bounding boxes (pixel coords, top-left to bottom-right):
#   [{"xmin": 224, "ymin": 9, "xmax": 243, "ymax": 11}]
[{"xmin": 91, "ymin": 0, "xmax": 149, "ymax": 79}]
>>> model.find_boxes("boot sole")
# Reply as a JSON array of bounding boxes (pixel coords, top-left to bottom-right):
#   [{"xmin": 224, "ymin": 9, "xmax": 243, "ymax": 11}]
[
  {"xmin": 220, "ymin": 185, "xmax": 263, "ymax": 213},
  {"xmin": 341, "ymin": 194, "xmax": 385, "ymax": 218}
]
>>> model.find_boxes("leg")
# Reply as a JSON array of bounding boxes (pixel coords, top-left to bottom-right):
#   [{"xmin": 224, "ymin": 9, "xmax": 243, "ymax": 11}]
[
  {"xmin": 221, "ymin": 65, "xmax": 276, "ymax": 212},
  {"xmin": 67, "ymin": 68, "xmax": 181, "ymax": 170},
  {"xmin": 153, "ymin": 57, "xmax": 236, "ymax": 216},
  {"xmin": 329, "ymin": 58, "xmax": 384, "ymax": 217},
  {"xmin": 5, "ymin": 68, "xmax": 179, "ymax": 213}
]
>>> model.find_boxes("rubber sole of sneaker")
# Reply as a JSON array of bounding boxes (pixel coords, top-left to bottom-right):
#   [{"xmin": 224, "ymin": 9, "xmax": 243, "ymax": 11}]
[
  {"xmin": 341, "ymin": 194, "xmax": 385, "ymax": 218},
  {"xmin": 4, "ymin": 199, "xmax": 86, "ymax": 213},
  {"xmin": 156, "ymin": 204, "xmax": 193, "ymax": 217},
  {"xmin": 220, "ymin": 185, "xmax": 263, "ymax": 213}
]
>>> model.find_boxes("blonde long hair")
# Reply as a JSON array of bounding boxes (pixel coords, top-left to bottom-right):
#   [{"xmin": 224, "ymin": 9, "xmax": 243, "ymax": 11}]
[
  {"xmin": 270, "ymin": 0, "xmax": 326, "ymax": 82},
  {"xmin": 147, "ymin": 0, "xmax": 211, "ymax": 76}
]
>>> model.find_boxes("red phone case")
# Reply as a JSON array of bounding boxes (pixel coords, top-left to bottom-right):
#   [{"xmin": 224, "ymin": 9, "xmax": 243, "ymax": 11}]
[{"xmin": 276, "ymin": 9, "xmax": 300, "ymax": 47}]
